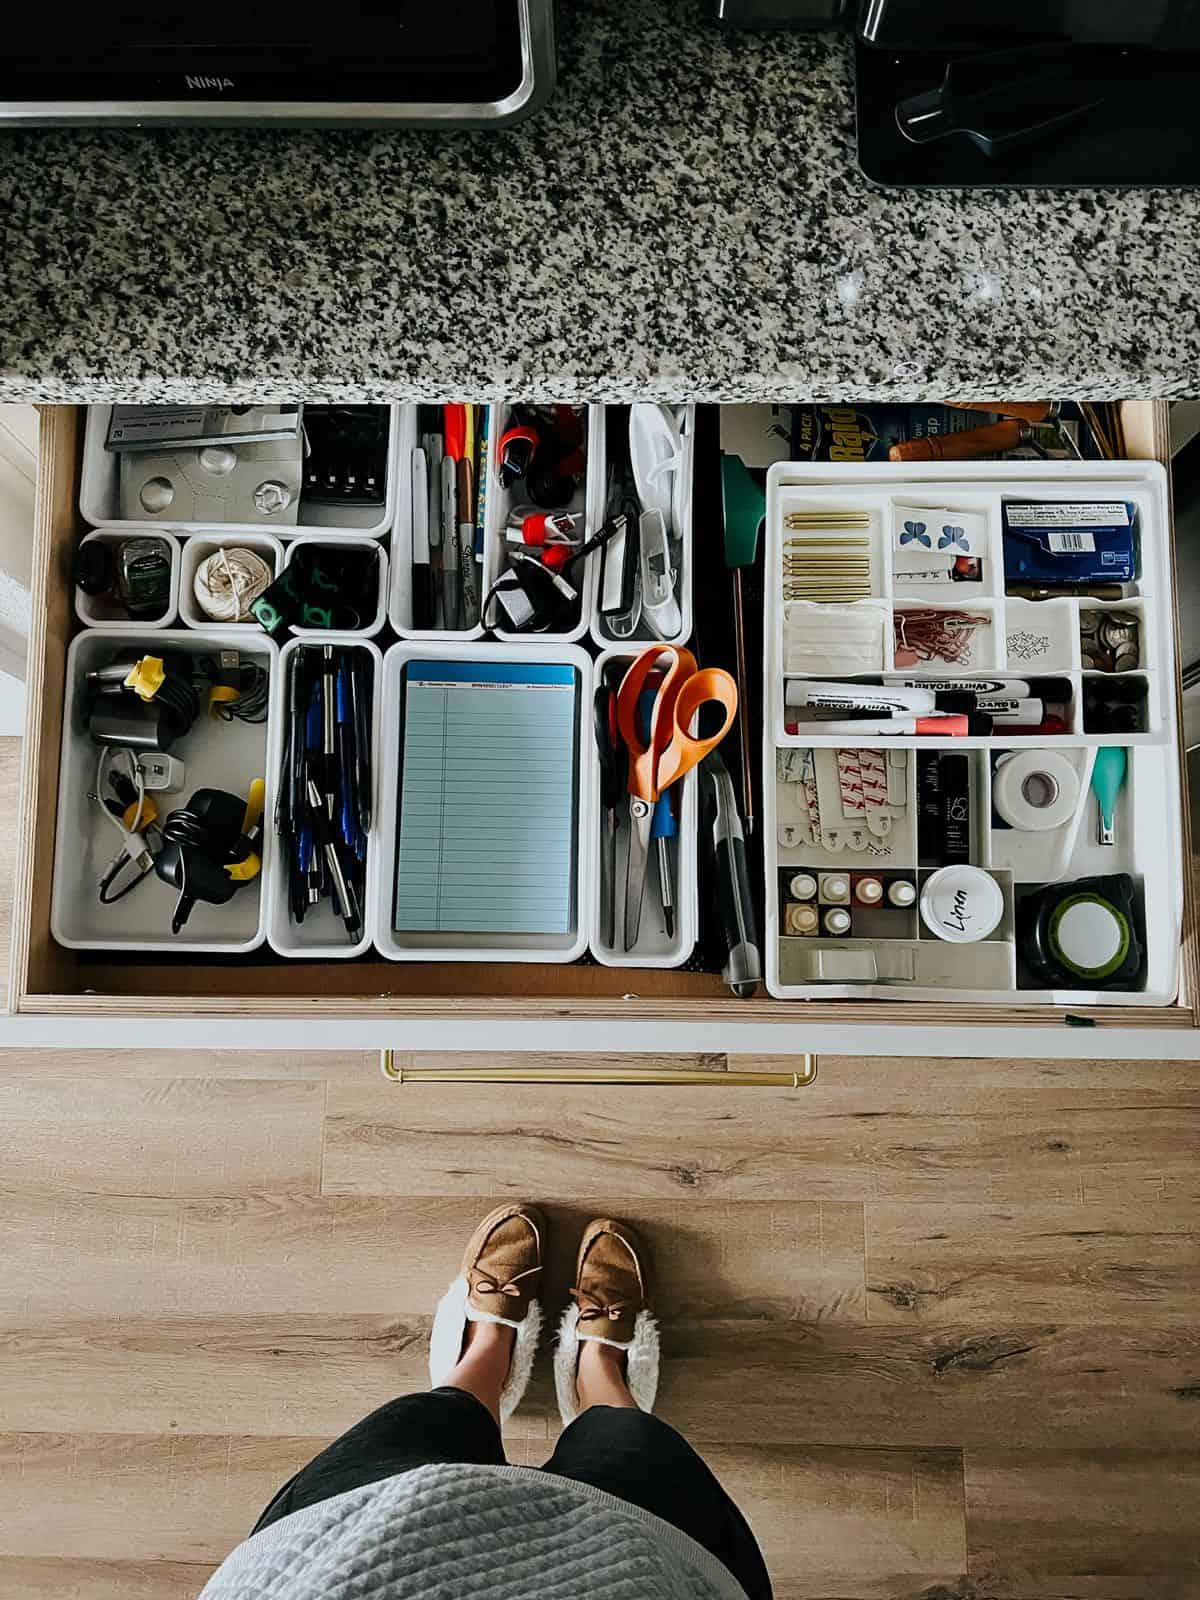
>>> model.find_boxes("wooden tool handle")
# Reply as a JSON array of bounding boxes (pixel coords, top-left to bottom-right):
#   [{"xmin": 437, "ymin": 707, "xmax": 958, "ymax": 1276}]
[
  {"xmin": 949, "ymin": 401, "xmax": 1054, "ymax": 424},
  {"xmin": 889, "ymin": 419, "xmax": 1026, "ymax": 462}
]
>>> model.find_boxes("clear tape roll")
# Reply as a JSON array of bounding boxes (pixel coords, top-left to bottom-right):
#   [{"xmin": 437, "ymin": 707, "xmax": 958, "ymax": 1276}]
[{"xmin": 992, "ymin": 750, "xmax": 1081, "ymax": 832}]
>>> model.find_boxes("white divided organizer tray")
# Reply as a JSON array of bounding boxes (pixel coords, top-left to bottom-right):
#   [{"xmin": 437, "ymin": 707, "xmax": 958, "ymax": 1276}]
[
  {"xmin": 763, "ymin": 459, "xmax": 1183, "ymax": 1006},
  {"xmin": 80, "ymin": 404, "xmax": 401, "ymax": 538},
  {"xmin": 51, "ymin": 629, "xmax": 277, "ymax": 953},
  {"xmin": 587, "ymin": 403, "xmax": 695, "ymax": 649},
  {"xmin": 372, "ymin": 642, "xmax": 595, "ymax": 963}
]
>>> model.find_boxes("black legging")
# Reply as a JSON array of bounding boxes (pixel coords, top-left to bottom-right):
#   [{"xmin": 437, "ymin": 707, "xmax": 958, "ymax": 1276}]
[{"xmin": 253, "ymin": 1387, "xmax": 772, "ymax": 1600}]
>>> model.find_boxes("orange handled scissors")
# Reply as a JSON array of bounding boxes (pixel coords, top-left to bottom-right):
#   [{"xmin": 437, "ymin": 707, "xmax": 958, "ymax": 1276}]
[{"xmin": 615, "ymin": 645, "xmax": 738, "ymax": 951}]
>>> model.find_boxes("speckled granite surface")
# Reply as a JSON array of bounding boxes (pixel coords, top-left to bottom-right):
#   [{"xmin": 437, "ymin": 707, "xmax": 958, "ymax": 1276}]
[{"xmin": 2, "ymin": 0, "xmax": 1199, "ymax": 403}]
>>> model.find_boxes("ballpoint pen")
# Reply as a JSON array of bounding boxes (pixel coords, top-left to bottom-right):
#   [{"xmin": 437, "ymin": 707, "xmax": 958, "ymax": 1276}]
[
  {"xmin": 441, "ymin": 453, "xmax": 459, "ymax": 630},
  {"xmin": 335, "ymin": 652, "xmax": 360, "ymax": 865},
  {"xmin": 348, "ymin": 650, "xmax": 371, "ymax": 841},
  {"xmin": 321, "ymin": 644, "xmax": 337, "ymax": 820},
  {"xmin": 303, "ymin": 681, "xmax": 324, "ymax": 906},
  {"xmin": 305, "ymin": 775, "xmax": 361, "ymax": 940}
]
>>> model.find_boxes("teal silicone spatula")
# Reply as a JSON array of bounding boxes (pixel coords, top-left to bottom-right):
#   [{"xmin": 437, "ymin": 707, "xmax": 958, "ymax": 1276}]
[
  {"xmin": 720, "ymin": 455, "xmax": 766, "ymax": 834},
  {"xmin": 1091, "ymin": 746, "xmax": 1127, "ymax": 846}
]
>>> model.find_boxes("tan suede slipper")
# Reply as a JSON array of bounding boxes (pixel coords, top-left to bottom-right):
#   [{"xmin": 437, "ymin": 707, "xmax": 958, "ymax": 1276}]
[
  {"xmin": 554, "ymin": 1218, "xmax": 660, "ymax": 1422},
  {"xmin": 429, "ymin": 1203, "xmax": 545, "ymax": 1422}
]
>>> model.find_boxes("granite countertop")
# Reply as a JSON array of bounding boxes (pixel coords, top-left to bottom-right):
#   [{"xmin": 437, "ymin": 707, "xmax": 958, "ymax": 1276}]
[{"xmin": 2, "ymin": 0, "xmax": 1199, "ymax": 403}]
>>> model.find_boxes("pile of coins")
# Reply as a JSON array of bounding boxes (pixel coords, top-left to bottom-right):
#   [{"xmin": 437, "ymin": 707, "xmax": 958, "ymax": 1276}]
[{"xmin": 1080, "ymin": 610, "xmax": 1139, "ymax": 672}]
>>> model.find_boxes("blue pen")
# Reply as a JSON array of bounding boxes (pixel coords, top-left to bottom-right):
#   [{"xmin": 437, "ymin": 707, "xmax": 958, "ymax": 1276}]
[
  {"xmin": 638, "ymin": 687, "xmax": 677, "ymax": 939},
  {"xmin": 304, "ymin": 684, "xmax": 325, "ymax": 901},
  {"xmin": 335, "ymin": 656, "xmax": 364, "ymax": 863}
]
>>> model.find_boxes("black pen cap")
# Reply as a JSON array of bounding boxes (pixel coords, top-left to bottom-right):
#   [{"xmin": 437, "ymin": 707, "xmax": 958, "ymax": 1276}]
[{"xmin": 933, "ymin": 691, "xmax": 977, "ymax": 714}]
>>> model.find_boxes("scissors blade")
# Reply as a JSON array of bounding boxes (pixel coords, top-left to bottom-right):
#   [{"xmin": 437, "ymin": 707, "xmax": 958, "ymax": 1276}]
[{"xmin": 624, "ymin": 799, "xmax": 653, "ymax": 951}]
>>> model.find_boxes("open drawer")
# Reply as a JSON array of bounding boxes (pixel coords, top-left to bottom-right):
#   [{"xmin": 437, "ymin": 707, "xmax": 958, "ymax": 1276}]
[{"xmin": 8, "ymin": 403, "xmax": 1198, "ymax": 1048}]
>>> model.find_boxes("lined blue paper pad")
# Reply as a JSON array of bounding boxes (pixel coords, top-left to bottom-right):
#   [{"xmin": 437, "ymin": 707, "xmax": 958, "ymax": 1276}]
[{"xmin": 394, "ymin": 661, "xmax": 579, "ymax": 936}]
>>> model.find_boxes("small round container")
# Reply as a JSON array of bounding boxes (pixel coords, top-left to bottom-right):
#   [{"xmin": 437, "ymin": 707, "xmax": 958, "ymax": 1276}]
[
  {"xmin": 823, "ymin": 907, "xmax": 852, "ymax": 936},
  {"xmin": 820, "ymin": 873, "xmax": 850, "ymax": 904},
  {"xmin": 920, "ymin": 865, "xmax": 1004, "ymax": 944},
  {"xmin": 789, "ymin": 872, "xmax": 818, "ymax": 901},
  {"xmin": 854, "ymin": 876, "xmax": 883, "ymax": 905},
  {"xmin": 785, "ymin": 903, "xmax": 819, "ymax": 936},
  {"xmin": 888, "ymin": 879, "xmax": 917, "ymax": 908}
]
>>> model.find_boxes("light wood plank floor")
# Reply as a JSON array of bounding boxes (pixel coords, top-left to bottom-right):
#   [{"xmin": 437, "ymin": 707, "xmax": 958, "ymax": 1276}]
[{"xmin": 1, "ymin": 738, "xmax": 1198, "ymax": 1598}]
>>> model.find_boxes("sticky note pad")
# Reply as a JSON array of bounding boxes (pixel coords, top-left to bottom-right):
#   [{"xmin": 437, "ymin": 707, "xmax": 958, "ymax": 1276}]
[{"xmin": 394, "ymin": 660, "xmax": 579, "ymax": 936}]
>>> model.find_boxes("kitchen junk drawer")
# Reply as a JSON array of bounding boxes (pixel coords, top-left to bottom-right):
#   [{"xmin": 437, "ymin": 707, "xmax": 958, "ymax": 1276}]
[{"xmin": 7, "ymin": 403, "xmax": 1198, "ymax": 1047}]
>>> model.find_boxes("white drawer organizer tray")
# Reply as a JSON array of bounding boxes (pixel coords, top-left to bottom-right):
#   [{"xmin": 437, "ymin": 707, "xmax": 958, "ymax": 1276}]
[
  {"xmin": 589, "ymin": 645, "xmax": 699, "ymax": 970},
  {"xmin": 372, "ymin": 641, "xmax": 596, "ymax": 963},
  {"xmin": 763, "ymin": 459, "xmax": 1183, "ymax": 1007},
  {"xmin": 80, "ymin": 404, "xmax": 402, "ymax": 539},
  {"xmin": 51, "ymin": 628, "xmax": 278, "ymax": 955},
  {"xmin": 586, "ymin": 404, "xmax": 695, "ymax": 650},
  {"xmin": 390, "ymin": 404, "xmax": 601, "ymax": 644}
]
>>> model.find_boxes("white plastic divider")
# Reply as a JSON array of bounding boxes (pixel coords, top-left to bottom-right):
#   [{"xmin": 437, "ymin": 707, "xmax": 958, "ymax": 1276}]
[
  {"xmin": 485, "ymin": 403, "xmax": 597, "ymax": 644},
  {"xmin": 389, "ymin": 404, "xmax": 494, "ymax": 642},
  {"xmin": 51, "ymin": 628, "xmax": 277, "ymax": 954},
  {"xmin": 74, "ymin": 528, "xmax": 181, "ymax": 630},
  {"xmin": 589, "ymin": 645, "xmax": 698, "ymax": 970},
  {"xmin": 283, "ymin": 534, "xmax": 389, "ymax": 638},
  {"xmin": 372, "ymin": 639, "xmax": 595, "ymax": 963},
  {"xmin": 586, "ymin": 403, "xmax": 696, "ymax": 649},
  {"xmin": 265, "ymin": 636, "xmax": 381, "ymax": 960},
  {"xmin": 79, "ymin": 404, "xmax": 401, "ymax": 539},
  {"xmin": 178, "ymin": 531, "xmax": 283, "ymax": 629}
]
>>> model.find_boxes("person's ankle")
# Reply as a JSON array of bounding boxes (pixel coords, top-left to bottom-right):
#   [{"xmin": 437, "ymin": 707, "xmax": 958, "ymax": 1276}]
[
  {"xmin": 463, "ymin": 1317, "xmax": 516, "ymax": 1357},
  {"xmin": 579, "ymin": 1337, "xmax": 627, "ymax": 1373}
]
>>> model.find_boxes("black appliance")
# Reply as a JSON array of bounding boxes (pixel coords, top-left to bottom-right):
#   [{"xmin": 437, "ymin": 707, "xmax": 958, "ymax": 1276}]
[
  {"xmin": 0, "ymin": 0, "xmax": 554, "ymax": 127},
  {"xmin": 720, "ymin": 0, "xmax": 1200, "ymax": 187}
]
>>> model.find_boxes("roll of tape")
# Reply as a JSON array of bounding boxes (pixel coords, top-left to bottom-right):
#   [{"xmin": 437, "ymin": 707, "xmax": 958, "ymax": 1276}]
[{"xmin": 993, "ymin": 750, "xmax": 1081, "ymax": 832}]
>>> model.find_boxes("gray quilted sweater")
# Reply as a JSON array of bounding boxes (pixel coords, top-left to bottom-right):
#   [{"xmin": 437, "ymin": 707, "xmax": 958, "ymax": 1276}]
[{"xmin": 199, "ymin": 1463, "xmax": 749, "ymax": 1600}]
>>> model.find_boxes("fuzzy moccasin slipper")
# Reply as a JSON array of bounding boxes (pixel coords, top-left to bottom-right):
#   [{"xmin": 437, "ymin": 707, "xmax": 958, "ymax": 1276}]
[
  {"xmin": 554, "ymin": 1218, "xmax": 659, "ymax": 1423},
  {"xmin": 429, "ymin": 1203, "xmax": 545, "ymax": 1424}
]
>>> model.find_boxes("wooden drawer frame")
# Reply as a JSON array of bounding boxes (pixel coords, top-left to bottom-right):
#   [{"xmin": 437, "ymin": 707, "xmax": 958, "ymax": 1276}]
[{"xmin": 9, "ymin": 403, "xmax": 1199, "ymax": 1032}]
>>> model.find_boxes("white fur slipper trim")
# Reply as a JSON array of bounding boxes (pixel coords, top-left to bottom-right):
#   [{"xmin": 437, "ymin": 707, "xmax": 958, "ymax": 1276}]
[
  {"xmin": 428, "ymin": 1275, "xmax": 542, "ymax": 1423},
  {"xmin": 553, "ymin": 1302, "xmax": 660, "ymax": 1424}
]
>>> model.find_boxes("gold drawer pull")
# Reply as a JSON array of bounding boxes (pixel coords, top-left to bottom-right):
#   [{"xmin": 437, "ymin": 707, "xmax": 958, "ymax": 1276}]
[{"xmin": 381, "ymin": 1051, "xmax": 816, "ymax": 1089}]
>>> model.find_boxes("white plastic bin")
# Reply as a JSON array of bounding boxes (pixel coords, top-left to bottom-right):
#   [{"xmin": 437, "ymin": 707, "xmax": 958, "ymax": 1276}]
[
  {"xmin": 589, "ymin": 645, "xmax": 698, "ymax": 969},
  {"xmin": 51, "ymin": 629, "xmax": 277, "ymax": 953},
  {"xmin": 266, "ymin": 636, "xmax": 381, "ymax": 960},
  {"xmin": 178, "ymin": 532, "xmax": 283, "ymax": 629},
  {"xmin": 372, "ymin": 639, "xmax": 595, "ymax": 962},
  {"xmin": 73, "ymin": 528, "xmax": 181, "ymax": 631},
  {"xmin": 79, "ymin": 404, "xmax": 401, "ymax": 539},
  {"xmin": 283, "ymin": 535, "xmax": 389, "ymax": 638}
]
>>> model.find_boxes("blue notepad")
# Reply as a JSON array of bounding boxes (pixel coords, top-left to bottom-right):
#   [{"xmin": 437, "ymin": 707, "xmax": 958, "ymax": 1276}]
[{"xmin": 394, "ymin": 661, "xmax": 579, "ymax": 936}]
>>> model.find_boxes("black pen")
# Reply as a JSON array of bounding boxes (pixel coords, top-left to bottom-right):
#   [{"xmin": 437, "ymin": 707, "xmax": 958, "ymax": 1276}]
[{"xmin": 349, "ymin": 650, "xmax": 371, "ymax": 837}]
